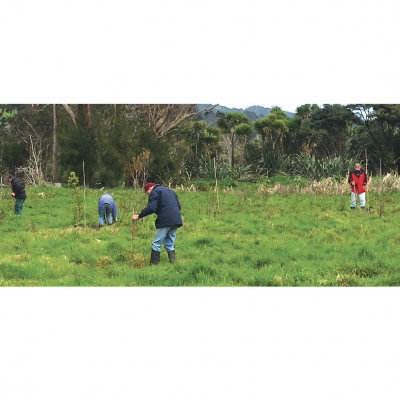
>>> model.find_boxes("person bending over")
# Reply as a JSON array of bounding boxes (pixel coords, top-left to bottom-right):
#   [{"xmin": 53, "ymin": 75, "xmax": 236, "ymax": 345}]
[
  {"xmin": 98, "ymin": 192, "xmax": 117, "ymax": 227},
  {"xmin": 131, "ymin": 182, "xmax": 182, "ymax": 265}
]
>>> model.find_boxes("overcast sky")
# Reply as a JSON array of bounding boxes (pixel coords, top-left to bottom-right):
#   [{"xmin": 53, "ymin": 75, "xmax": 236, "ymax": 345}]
[{"xmin": 3, "ymin": 2, "xmax": 399, "ymax": 107}]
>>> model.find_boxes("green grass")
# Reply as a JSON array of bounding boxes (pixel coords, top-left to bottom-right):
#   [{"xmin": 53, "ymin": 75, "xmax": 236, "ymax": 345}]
[{"xmin": 0, "ymin": 184, "xmax": 400, "ymax": 286}]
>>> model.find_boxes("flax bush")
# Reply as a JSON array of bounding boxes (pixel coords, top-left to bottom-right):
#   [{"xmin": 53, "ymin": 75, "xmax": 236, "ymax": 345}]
[{"xmin": 290, "ymin": 154, "xmax": 355, "ymax": 181}]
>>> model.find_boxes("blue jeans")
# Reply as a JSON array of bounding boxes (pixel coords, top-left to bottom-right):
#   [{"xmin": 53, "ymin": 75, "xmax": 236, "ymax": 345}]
[
  {"xmin": 98, "ymin": 203, "xmax": 113, "ymax": 225},
  {"xmin": 152, "ymin": 225, "xmax": 179, "ymax": 252}
]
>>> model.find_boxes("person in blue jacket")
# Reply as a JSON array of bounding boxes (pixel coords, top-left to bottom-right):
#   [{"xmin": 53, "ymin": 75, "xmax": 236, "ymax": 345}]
[
  {"xmin": 131, "ymin": 182, "xmax": 183, "ymax": 265},
  {"xmin": 98, "ymin": 192, "xmax": 117, "ymax": 227},
  {"xmin": 7, "ymin": 174, "xmax": 27, "ymax": 214}
]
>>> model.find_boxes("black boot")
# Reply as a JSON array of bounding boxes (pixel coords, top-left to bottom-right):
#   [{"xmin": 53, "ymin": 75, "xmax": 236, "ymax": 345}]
[
  {"xmin": 150, "ymin": 249, "xmax": 160, "ymax": 265},
  {"xmin": 167, "ymin": 250, "xmax": 176, "ymax": 263}
]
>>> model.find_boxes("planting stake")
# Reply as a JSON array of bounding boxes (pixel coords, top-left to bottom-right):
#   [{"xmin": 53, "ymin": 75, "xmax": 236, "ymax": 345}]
[
  {"xmin": 83, "ymin": 160, "xmax": 87, "ymax": 227},
  {"xmin": 214, "ymin": 157, "xmax": 220, "ymax": 213},
  {"xmin": 365, "ymin": 148, "xmax": 368, "ymax": 209}
]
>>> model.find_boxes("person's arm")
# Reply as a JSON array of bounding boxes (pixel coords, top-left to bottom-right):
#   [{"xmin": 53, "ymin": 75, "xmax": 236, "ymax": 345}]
[
  {"xmin": 12, "ymin": 180, "xmax": 24, "ymax": 196},
  {"xmin": 140, "ymin": 191, "xmax": 159, "ymax": 218},
  {"xmin": 133, "ymin": 191, "xmax": 159, "ymax": 220},
  {"xmin": 348, "ymin": 172, "xmax": 354, "ymax": 185},
  {"xmin": 97, "ymin": 197, "xmax": 102, "ymax": 215},
  {"xmin": 11, "ymin": 181, "xmax": 16, "ymax": 196}
]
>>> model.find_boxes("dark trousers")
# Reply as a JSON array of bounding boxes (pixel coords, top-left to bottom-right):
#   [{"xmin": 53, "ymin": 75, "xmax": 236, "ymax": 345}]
[{"xmin": 14, "ymin": 198, "xmax": 25, "ymax": 214}]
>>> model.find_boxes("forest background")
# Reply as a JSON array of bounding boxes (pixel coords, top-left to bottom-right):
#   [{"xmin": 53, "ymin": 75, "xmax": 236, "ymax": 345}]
[{"xmin": 1, "ymin": 103, "xmax": 399, "ymax": 187}]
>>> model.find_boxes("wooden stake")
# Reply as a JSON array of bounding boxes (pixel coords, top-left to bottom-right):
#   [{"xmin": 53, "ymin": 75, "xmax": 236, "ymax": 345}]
[{"xmin": 83, "ymin": 161, "xmax": 86, "ymax": 227}]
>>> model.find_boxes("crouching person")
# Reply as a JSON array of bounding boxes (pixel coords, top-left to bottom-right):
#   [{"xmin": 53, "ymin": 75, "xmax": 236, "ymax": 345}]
[
  {"xmin": 98, "ymin": 192, "xmax": 117, "ymax": 227},
  {"xmin": 131, "ymin": 182, "xmax": 182, "ymax": 265}
]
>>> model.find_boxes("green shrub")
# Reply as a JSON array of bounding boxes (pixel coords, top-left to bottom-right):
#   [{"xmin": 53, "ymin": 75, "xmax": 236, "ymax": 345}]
[{"xmin": 67, "ymin": 172, "xmax": 79, "ymax": 188}]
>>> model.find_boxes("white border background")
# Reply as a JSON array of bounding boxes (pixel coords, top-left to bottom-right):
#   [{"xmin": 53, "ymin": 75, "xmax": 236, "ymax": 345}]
[{"xmin": 2, "ymin": 1, "xmax": 400, "ymax": 399}]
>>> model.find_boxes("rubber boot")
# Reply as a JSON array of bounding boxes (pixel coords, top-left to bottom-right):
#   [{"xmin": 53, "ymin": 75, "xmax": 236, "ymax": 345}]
[
  {"xmin": 167, "ymin": 250, "xmax": 176, "ymax": 263},
  {"xmin": 150, "ymin": 249, "xmax": 160, "ymax": 265}
]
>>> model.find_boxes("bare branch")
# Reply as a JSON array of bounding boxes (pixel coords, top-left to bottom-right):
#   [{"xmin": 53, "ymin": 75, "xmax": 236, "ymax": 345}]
[{"xmin": 62, "ymin": 104, "xmax": 77, "ymax": 126}]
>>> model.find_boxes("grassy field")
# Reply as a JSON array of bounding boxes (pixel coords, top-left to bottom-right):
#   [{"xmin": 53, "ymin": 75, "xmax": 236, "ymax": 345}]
[{"xmin": 1, "ymin": 179, "xmax": 400, "ymax": 286}]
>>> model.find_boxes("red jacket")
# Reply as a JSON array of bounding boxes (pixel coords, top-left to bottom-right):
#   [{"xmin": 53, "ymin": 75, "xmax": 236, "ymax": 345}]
[{"xmin": 348, "ymin": 169, "xmax": 368, "ymax": 194}]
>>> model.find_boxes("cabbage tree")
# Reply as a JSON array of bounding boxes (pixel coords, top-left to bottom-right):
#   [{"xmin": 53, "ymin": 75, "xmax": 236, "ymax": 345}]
[{"xmin": 216, "ymin": 111, "xmax": 251, "ymax": 168}]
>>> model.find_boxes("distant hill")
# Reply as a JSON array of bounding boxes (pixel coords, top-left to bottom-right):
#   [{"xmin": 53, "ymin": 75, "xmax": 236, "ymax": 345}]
[{"xmin": 195, "ymin": 104, "xmax": 295, "ymax": 124}]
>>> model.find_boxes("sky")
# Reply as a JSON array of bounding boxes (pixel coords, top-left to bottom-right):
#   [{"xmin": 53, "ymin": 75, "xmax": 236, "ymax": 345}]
[
  {"xmin": 3, "ymin": 3, "xmax": 399, "ymax": 108},
  {"xmin": 2, "ymin": 2, "xmax": 400, "ymax": 399}
]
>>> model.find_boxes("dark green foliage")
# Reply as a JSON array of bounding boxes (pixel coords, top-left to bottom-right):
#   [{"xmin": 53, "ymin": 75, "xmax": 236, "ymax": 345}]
[
  {"xmin": 309, "ymin": 104, "xmax": 361, "ymax": 158},
  {"xmin": 0, "ymin": 104, "xmax": 52, "ymax": 175},
  {"xmin": 58, "ymin": 124, "xmax": 98, "ymax": 185},
  {"xmin": 348, "ymin": 104, "xmax": 400, "ymax": 174},
  {"xmin": 147, "ymin": 136, "xmax": 186, "ymax": 183},
  {"xmin": 3, "ymin": 103, "xmax": 400, "ymax": 196},
  {"xmin": 0, "ymin": 140, "xmax": 29, "ymax": 170}
]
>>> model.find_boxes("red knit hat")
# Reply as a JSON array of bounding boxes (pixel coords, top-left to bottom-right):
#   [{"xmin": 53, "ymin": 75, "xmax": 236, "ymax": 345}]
[{"xmin": 143, "ymin": 182, "xmax": 155, "ymax": 192}]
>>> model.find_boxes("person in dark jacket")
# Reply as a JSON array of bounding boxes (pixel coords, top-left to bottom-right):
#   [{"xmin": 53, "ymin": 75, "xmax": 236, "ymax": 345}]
[
  {"xmin": 7, "ymin": 174, "xmax": 27, "ymax": 214},
  {"xmin": 348, "ymin": 163, "xmax": 368, "ymax": 210},
  {"xmin": 131, "ymin": 182, "xmax": 183, "ymax": 265},
  {"xmin": 97, "ymin": 192, "xmax": 118, "ymax": 227}
]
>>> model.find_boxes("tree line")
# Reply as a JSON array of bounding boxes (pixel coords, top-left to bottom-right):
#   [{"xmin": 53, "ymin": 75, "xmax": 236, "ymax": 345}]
[{"xmin": 1, "ymin": 104, "xmax": 399, "ymax": 187}]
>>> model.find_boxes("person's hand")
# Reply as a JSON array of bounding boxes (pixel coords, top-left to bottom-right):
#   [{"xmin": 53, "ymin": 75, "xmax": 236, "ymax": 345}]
[
  {"xmin": 11, "ymin": 192, "xmax": 16, "ymax": 197},
  {"xmin": 351, "ymin": 181, "xmax": 355, "ymax": 186},
  {"xmin": 131, "ymin": 215, "xmax": 139, "ymax": 221}
]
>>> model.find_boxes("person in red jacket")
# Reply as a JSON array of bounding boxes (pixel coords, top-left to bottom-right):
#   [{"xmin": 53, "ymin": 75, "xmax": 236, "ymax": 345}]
[{"xmin": 348, "ymin": 163, "xmax": 368, "ymax": 210}]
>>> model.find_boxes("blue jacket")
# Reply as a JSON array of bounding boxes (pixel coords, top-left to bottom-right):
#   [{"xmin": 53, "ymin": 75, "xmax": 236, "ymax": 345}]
[
  {"xmin": 98, "ymin": 193, "xmax": 117, "ymax": 220},
  {"xmin": 138, "ymin": 184, "xmax": 182, "ymax": 228}
]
